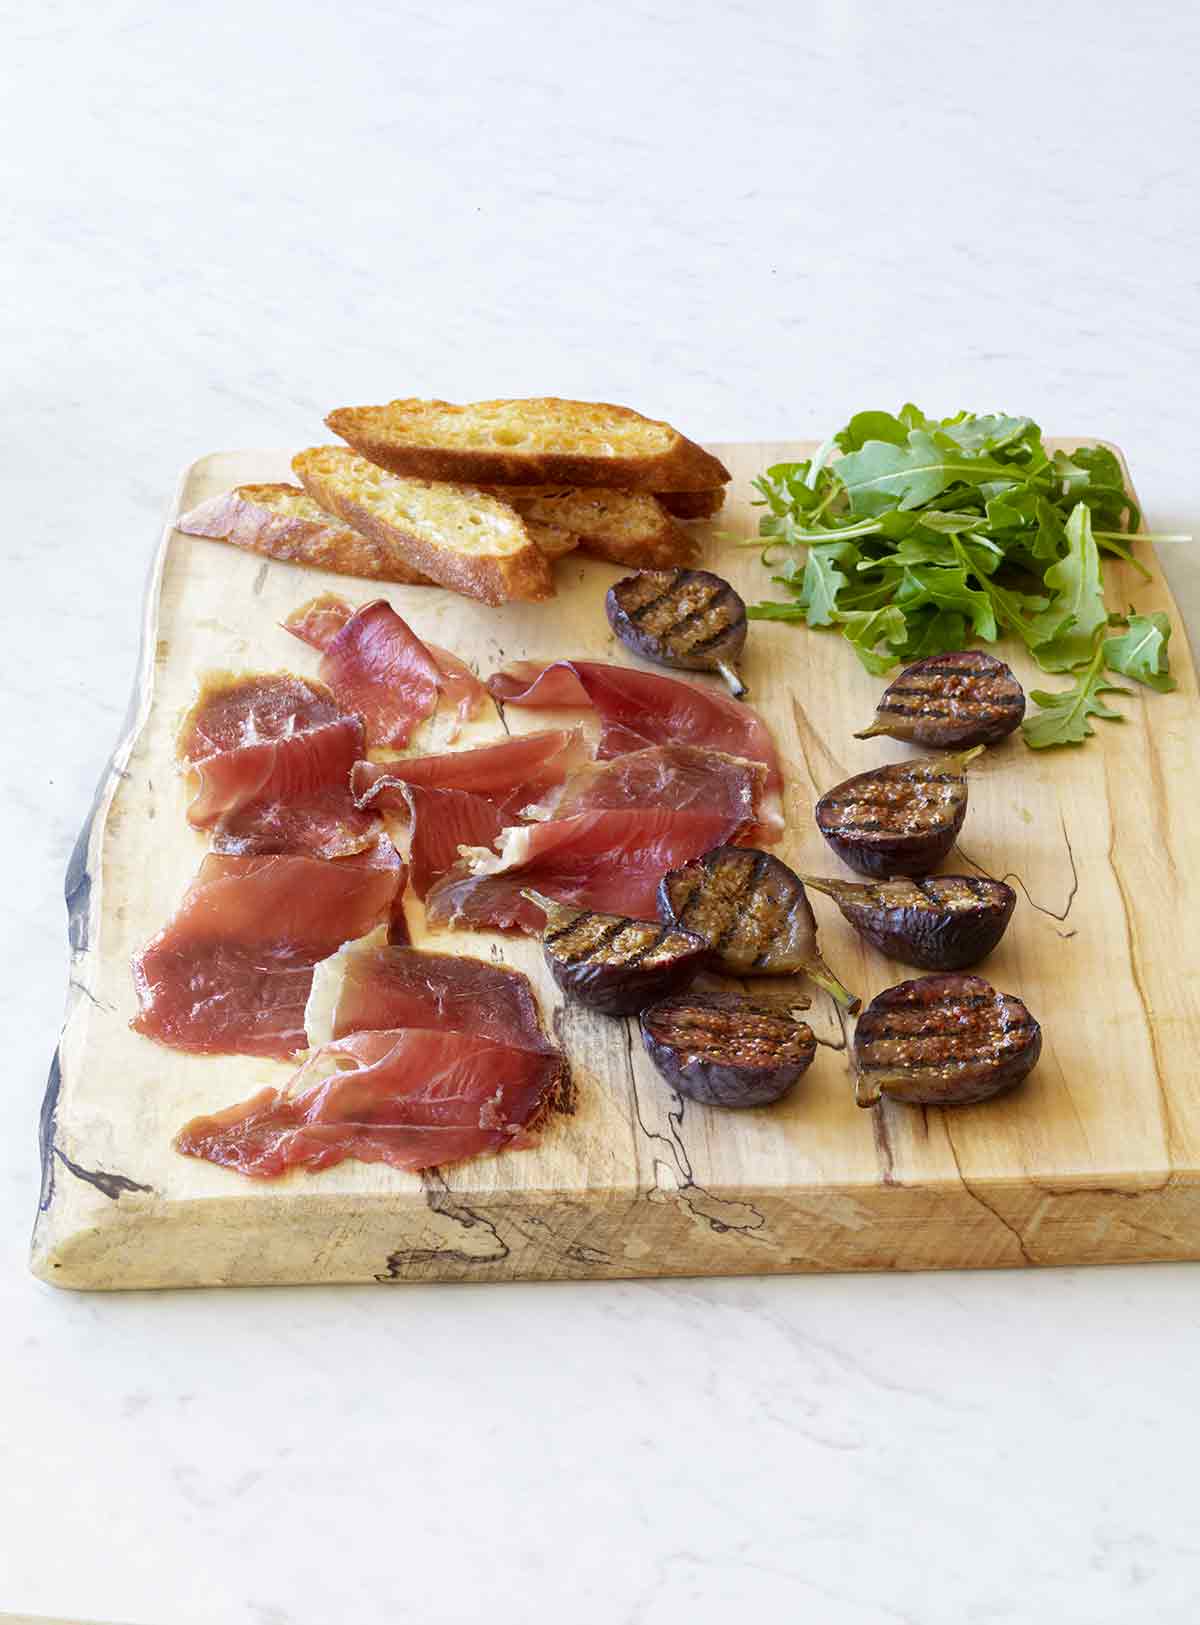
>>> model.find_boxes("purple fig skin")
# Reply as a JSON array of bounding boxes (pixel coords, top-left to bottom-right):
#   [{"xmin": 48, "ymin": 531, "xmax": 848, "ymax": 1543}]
[
  {"xmin": 526, "ymin": 889, "xmax": 709, "ymax": 1017},
  {"xmin": 657, "ymin": 845, "xmax": 860, "ymax": 1010},
  {"xmin": 802, "ymin": 875, "xmax": 1016, "ymax": 971},
  {"xmin": 856, "ymin": 651, "xmax": 1025, "ymax": 749},
  {"xmin": 852, "ymin": 973, "xmax": 1041, "ymax": 1107},
  {"xmin": 814, "ymin": 749, "xmax": 981, "ymax": 879},
  {"xmin": 641, "ymin": 991, "xmax": 816, "ymax": 1108},
  {"xmin": 605, "ymin": 568, "xmax": 748, "ymax": 697}
]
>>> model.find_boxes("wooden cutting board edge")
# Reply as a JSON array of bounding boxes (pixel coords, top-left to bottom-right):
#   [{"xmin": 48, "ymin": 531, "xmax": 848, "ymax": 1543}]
[{"xmin": 30, "ymin": 441, "xmax": 1200, "ymax": 1290}]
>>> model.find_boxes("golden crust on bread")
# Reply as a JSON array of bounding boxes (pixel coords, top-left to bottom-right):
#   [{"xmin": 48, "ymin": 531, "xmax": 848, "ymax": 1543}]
[
  {"xmin": 292, "ymin": 447, "xmax": 555, "ymax": 607},
  {"xmin": 326, "ymin": 397, "xmax": 730, "ymax": 493},
  {"xmin": 489, "ymin": 486, "xmax": 699, "ymax": 568}
]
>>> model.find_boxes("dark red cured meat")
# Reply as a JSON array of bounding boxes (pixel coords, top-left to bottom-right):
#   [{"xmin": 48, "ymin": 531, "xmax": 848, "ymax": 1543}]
[
  {"xmin": 131, "ymin": 840, "xmax": 404, "ymax": 1059},
  {"xmin": 178, "ymin": 672, "xmax": 372, "ymax": 856},
  {"xmin": 318, "ymin": 941, "xmax": 559, "ymax": 1053},
  {"xmin": 425, "ymin": 807, "xmax": 750, "ymax": 934},
  {"xmin": 351, "ymin": 729, "xmax": 591, "ymax": 898},
  {"xmin": 487, "ymin": 660, "xmax": 783, "ymax": 839},
  {"xmin": 530, "ymin": 743, "xmax": 766, "ymax": 829},
  {"xmin": 174, "ymin": 1027, "xmax": 566, "ymax": 1178},
  {"xmin": 284, "ymin": 595, "xmax": 488, "ymax": 748}
]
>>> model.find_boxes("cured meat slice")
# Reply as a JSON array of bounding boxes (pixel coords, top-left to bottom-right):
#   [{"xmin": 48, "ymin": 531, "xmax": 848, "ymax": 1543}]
[
  {"xmin": 131, "ymin": 841, "xmax": 404, "ymax": 1059},
  {"xmin": 527, "ymin": 744, "xmax": 766, "ymax": 830},
  {"xmin": 425, "ymin": 807, "xmax": 749, "ymax": 934},
  {"xmin": 178, "ymin": 673, "xmax": 371, "ymax": 856},
  {"xmin": 487, "ymin": 659, "xmax": 783, "ymax": 838},
  {"xmin": 175, "ymin": 1027, "xmax": 565, "ymax": 1179},
  {"xmin": 351, "ymin": 729, "xmax": 590, "ymax": 898},
  {"xmin": 284, "ymin": 594, "xmax": 488, "ymax": 748},
  {"xmin": 305, "ymin": 939, "xmax": 559, "ymax": 1053}
]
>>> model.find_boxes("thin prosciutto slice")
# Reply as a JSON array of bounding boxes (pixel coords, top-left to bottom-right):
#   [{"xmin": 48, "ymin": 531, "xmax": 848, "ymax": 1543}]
[
  {"xmin": 526, "ymin": 743, "xmax": 766, "ymax": 830},
  {"xmin": 488, "ymin": 659, "xmax": 784, "ymax": 840},
  {"xmin": 131, "ymin": 840, "xmax": 404, "ymax": 1059},
  {"xmin": 285, "ymin": 594, "xmax": 487, "ymax": 748},
  {"xmin": 178, "ymin": 672, "xmax": 374, "ymax": 857},
  {"xmin": 425, "ymin": 807, "xmax": 750, "ymax": 934},
  {"xmin": 306, "ymin": 939, "xmax": 560, "ymax": 1052},
  {"xmin": 351, "ymin": 729, "xmax": 590, "ymax": 898},
  {"xmin": 174, "ymin": 1026, "xmax": 565, "ymax": 1178}
]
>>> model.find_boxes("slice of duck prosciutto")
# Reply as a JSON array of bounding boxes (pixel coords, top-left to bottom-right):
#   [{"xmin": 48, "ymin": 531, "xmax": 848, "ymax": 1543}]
[
  {"xmin": 131, "ymin": 839, "xmax": 404, "ymax": 1059},
  {"xmin": 351, "ymin": 729, "xmax": 591, "ymax": 898},
  {"xmin": 425, "ymin": 807, "xmax": 750, "ymax": 934},
  {"xmin": 487, "ymin": 659, "xmax": 783, "ymax": 839},
  {"xmin": 174, "ymin": 1026, "xmax": 566, "ymax": 1178},
  {"xmin": 178, "ymin": 672, "xmax": 375, "ymax": 857},
  {"xmin": 284, "ymin": 594, "xmax": 488, "ymax": 748},
  {"xmin": 526, "ymin": 743, "xmax": 765, "ymax": 829}
]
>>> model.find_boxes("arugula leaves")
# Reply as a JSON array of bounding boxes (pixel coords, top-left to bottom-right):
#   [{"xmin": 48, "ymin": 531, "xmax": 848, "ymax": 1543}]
[{"xmin": 748, "ymin": 406, "xmax": 1180, "ymax": 751}]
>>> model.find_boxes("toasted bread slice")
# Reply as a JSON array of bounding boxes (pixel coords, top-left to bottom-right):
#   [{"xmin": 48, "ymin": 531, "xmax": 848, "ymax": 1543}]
[
  {"xmin": 488, "ymin": 486, "xmax": 699, "ymax": 568},
  {"xmin": 293, "ymin": 447, "xmax": 555, "ymax": 606},
  {"xmin": 176, "ymin": 483, "xmax": 435, "ymax": 585},
  {"xmin": 522, "ymin": 520, "xmax": 580, "ymax": 560},
  {"xmin": 657, "ymin": 487, "xmax": 726, "ymax": 520},
  {"xmin": 326, "ymin": 397, "xmax": 731, "ymax": 493}
]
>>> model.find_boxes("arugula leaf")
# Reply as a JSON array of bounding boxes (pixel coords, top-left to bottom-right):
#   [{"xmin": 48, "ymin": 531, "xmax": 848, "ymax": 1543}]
[
  {"xmin": 799, "ymin": 541, "xmax": 856, "ymax": 627},
  {"xmin": 835, "ymin": 411, "xmax": 909, "ymax": 452},
  {"xmin": 1103, "ymin": 612, "xmax": 1176, "ymax": 692},
  {"xmin": 1030, "ymin": 503, "xmax": 1107, "ymax": 671},
  {"xmin": 836, "ymin": 606, "xmax": 908, "ymax": 675},
  {"xmin": 1022, "ymin": 640, "xmax": 1131, "ymax": 749},
  {"xmin": 836, "ymin": 430, "xmax": 1019, "ymax": 517}
]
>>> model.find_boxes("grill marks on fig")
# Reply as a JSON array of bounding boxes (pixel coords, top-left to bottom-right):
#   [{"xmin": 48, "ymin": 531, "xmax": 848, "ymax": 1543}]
[
  {"xmin": 815, "ymin": 749, "xmax": 982, "ymax": 878},
  {"xmin": 802, "ymin": 874, "xmax": 1016, "ymax": 970},
  {"xmin": 658, "ymin": 846, "xmax": 859, "ymax": 1010},
  {"xmin": 525, "ymin": 889, "xmax": 708, "ymax": 1016},
  {"xmin": 853, "ymin": 974, "xmax": 1042, "ymax": 1107},
  {"xmin": 606, "ymin": 569, "xmax": 748, "ymax": 696},
  {"xmin": 641, "ymin": 990, "xmax": 816, "ymax": 1108},
  {"xmin": 857, "ymin": 652, "xmax": 1026, "ymax": 749}
]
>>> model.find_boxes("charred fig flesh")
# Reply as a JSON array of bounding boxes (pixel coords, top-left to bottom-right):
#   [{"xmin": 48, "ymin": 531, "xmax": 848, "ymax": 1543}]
[
  {"xmin": 657, "ymin": 845, "xmax": 859, "ymax": 1011},
  {"xmin": 853, "ymin": 973, "xmax": 1041, "ymax": 1107},
  {"xmin": 606, "ymin": 568, "xmax": 748, "ymax": 697},
  {"xmin": 802, "ymin": 874, "xmax": 1016, "ymax": 971},
  {"xmin": 856, "ymin": 651, "xmax": 1025, "ymax": 749},
  {"xmin": 815, "ymin": 748, "xmax": 983, "ymax": 878},
  {"xmin": 641, "ymin": 990, "xmax": 816, "ymax": 1108},
  {"xmin": 524, "ymin": 889, "xmax": 708, "ymax": 1016}
]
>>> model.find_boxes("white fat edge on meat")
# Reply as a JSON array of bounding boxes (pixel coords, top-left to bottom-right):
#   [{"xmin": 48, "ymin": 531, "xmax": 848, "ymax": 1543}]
[
  {"xmin": 303, "ymin": 924, "xmax": 390, "ymax": 1050},
  {"xmin": 458, "ymin": 824, "xmax": 536, "ymax": 876}
]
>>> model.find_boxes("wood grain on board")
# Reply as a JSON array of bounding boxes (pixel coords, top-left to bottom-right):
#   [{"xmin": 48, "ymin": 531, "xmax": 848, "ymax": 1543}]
[{"xmin": 31, "ymin": 442, "xmax": 1200, "ymax": 1289}]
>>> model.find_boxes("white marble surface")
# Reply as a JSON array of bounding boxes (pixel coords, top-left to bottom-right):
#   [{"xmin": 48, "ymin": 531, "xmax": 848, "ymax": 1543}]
[{"xmin": 6, "ymin": 0, "xmax": 1200, "ymax": 1620}]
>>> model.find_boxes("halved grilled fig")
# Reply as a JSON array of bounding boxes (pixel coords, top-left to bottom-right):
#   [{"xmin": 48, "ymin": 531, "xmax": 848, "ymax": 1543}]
[
  {"xmin": 606, "ymin": 568, "xmax": 748, "ymax": 697},
  {"xmin": 855, "ymin": 651, "xmax": 1025, "ymax": 749},
  {"xmin": 641, "ymin": 990, "xmax": 816, "ymax": 1108},
  {"xmin": 815, "ymin": 748, "xmax": 983, "ymax": 879},
  {"xmin": 852, "ymin": 973, "xmax": 1041, "ymax": 1107},
  {"xmin": 524, "ymin": 889, "xmax": 708, "ymax": 1016},
  {"xmin": 657, "ymin": 846, "xmax": 859, "ymax": 1011},
  {"xmin": 801, "ymin": 874, "xmax": 1016, "ymax": 971}
]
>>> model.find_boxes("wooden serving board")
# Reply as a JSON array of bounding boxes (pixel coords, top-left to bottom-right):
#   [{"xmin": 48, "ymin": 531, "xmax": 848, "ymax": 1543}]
[{"xmin": 32, "ymin": 442, "xmax": 1200, "ymax": 1289}]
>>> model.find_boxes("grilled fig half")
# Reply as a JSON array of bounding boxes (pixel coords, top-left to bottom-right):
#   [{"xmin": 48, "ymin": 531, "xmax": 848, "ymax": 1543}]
[
  {"xmin": 657, "ymin": 845, "xmax": 859, "ymax": 1011},
  {"xmin": 641, "ymin": 990, "xmax": 816, "ymax": 1108},
  {"xmin": 855, "ymin": 651, "xmax": 1025, "ymax": 749},
  {"xmin": 852, "ymin": 973, "xmax": 1041, "ymax": 1108},
  {"xmin": 815, "ymin": 747, "xmax": 983, "ymax": 879},
  {"xmin": 524, "ymin": 889, "xmax": 708, "ymax": 1016},
  {"xmin": 606, "ymin": 568, "xmax": 748, "ymax": 697},
  {"xmin": 802, "ymin": 874, "xmax": 1016, "ymax": 971}
]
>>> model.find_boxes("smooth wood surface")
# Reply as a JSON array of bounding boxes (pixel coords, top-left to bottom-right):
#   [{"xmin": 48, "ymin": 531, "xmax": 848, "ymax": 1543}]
[{"xmin": 31, "ymin": 442, "xmax": 1200, "ymax": 1289}]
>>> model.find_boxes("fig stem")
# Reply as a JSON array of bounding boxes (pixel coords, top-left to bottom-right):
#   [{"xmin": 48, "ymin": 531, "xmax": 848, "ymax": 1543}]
[
  {"xmin": 854, "ymin": 1069, "xmax": 882, "ymax": 1108},
  {"xmin": 798, "ymin": 875, "xmax": 839, "ymax": 899},
  {"xmin": 716, "ymin": 660, "xmax": 748, "ymax": 700},
  {"xmin": 519, "ymin": 888, "xmax": 561, "ymax": 922},
  {"xmin": 803, "ymin": 955, "xmax": 861, "ymax": 1014},
  {"xmin": 852, "ymin": 723, "xmax": 888, "ymax": 740},
  {"xmin": 952, "ymin": 745, "xmax": 987, "ymax": 772}
]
